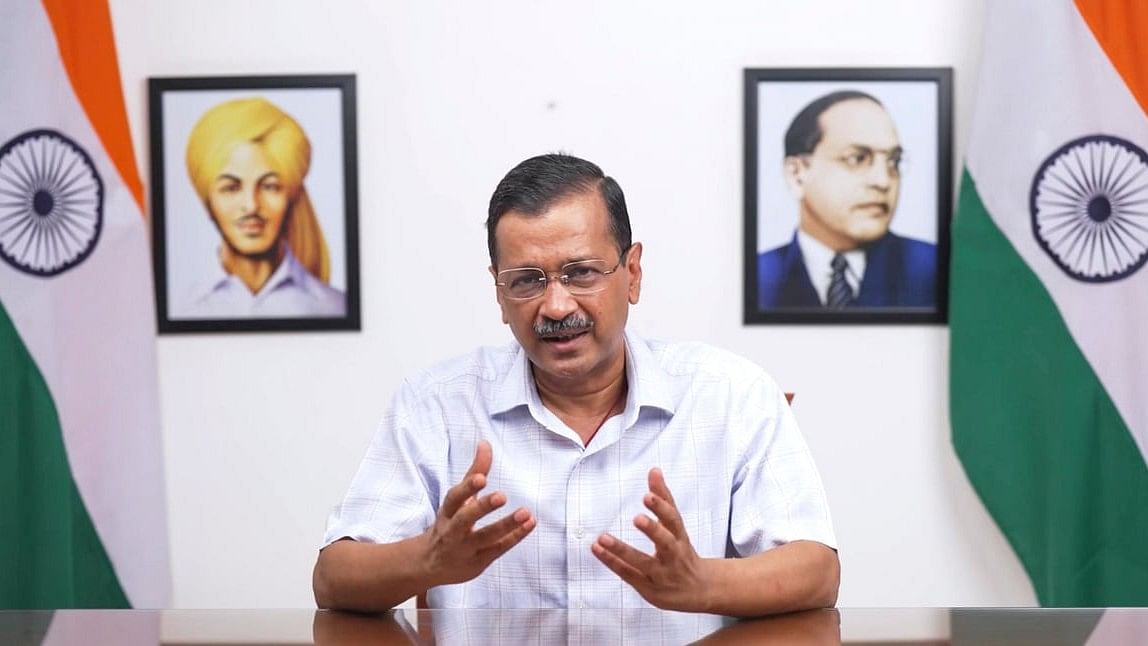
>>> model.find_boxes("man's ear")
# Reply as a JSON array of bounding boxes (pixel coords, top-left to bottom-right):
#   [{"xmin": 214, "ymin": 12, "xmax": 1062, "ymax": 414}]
[
  {"xmin": 625, "ymin": 243, "xmax": 643, "ymax": 305},
  {"xmin": 489, "ymin": 265, "xmax": 509, "ymax": 324},
  {"xmin": 783, "ymin": 156, "xmax": 806, "ymax": 200}
]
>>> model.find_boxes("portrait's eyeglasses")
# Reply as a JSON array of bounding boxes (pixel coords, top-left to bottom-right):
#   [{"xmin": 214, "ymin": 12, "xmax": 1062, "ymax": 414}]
[
  {"xmin": 832, "ymin": 146, "xmax": 905, "ymax": 175},
  {"xmin": 495, "ymin": 247, "xmax": 631, "ymax": 301},
  {"xmin": 802, "ymin": 146, "xmax": 905, "ymax": 175}
]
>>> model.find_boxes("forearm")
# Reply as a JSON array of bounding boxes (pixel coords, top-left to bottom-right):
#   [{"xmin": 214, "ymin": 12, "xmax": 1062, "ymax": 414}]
[
  {"xmin": 312, "ymin": 535, "xmax": 436, "ymax": 612},
  {"xmin": 699, "ymin": 540, "xmax": 839, "ymax": 617}
]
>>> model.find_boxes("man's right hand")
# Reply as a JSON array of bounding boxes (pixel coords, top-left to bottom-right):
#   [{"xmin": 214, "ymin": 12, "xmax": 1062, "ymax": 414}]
[{"xmin": 420, "ymin": 440, "xmax": 535, "ymax": 586}]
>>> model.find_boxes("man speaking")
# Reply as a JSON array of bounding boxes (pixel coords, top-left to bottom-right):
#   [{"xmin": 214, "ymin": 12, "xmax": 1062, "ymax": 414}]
[
  {"xmin": 757, "ymin": 90, "xmax": 937, "ymax": 309},
  {"xmin": 314, "ymin": 153, "xmax": 838, "ymax": 616}
]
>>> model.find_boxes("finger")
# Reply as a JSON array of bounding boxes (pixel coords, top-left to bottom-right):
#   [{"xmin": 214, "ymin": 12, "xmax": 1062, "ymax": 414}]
[
  {"xmin": 440, "ymin": 471, "xmax": 487, "ymax": 519},
  {"xmin": 647, "ymin": 467, "xmax": 678, "ymax": 507},
  {"xmin": 634, "ymin": 512, "xmax": 680, "ymax": 558},
  {"xmin": 465, "ymin": 440, "xmax": 493, "ymax": 479},
  {"xmin": 469, "ymin": 506, "xmax": 532, "ymax": 546},
  {"xmin": 595, "ymin": 532, "xmax": 658, "ymax": 573},
  {"xmin": 592, "ymin": 535, "xmax": 650, "ymax": 588},
  {"xmin": 440, "ymin": 442, "xmax": 494, "ymax": 518},
  {"xmin": 643, "ymin": 492, "xmax": 686, "ymax": 539},
  {"xmin": 450, "ymin": 490, "xmax": 508, "ymax": 531},
  {"xmin": 476, "ymin": 511, "xmax": 536, "ymax": 561}
]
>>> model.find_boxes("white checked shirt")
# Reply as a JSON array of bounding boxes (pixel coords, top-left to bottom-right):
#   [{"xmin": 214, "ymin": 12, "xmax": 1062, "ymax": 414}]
[{"xmin": 322, "ymin": 329, "xmax": 836, "ymax": 609}]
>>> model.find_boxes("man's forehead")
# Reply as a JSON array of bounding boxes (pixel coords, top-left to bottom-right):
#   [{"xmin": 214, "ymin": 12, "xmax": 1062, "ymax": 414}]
[
  {"xmin": 496, "ymin": 243, "xmax": 610, "ymax": 270},
  {"xmin": 817, "ymin": 98, "xmax": 900, "ymax": 147},
  {"xmin": 493, "ymin": 193, "xmax": 614, "ymax": 267}
]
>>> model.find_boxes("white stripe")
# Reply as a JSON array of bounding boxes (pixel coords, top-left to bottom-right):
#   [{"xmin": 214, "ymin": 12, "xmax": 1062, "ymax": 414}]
[
  {"xmin": 965, "ymin": 0, "xmax": 1148, "ymax": 459},
  {"xmin": 0, "ymin": 2, "xmax": 170, "ymax": 606},
  {"xmin": 1085, "ymin": 610, "xmax": 1148, "ymax": 645},
  {"xmin": 41, "ymin": 610, "xmax": 160, "ymax": 646}
]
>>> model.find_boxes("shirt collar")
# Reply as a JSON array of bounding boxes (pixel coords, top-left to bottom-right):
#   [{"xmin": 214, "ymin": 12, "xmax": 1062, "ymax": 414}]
[
  {"xmin": 201, "ymin": 246, "xmax": 305, "ymax": 297},
  {"xmin": 489, "ymin": 342, "xmax": 533, "ymax": 415},
  {"xmin": 489, "ymin": 328, "xmax": 677, "ymax": 421},
  {"xmin": 622, "ymin": 328, "xmax": 676, "ymax": 419},
  {"xmin": 277, "ymin": 247, "xmax": 310, "ymax": 293}
]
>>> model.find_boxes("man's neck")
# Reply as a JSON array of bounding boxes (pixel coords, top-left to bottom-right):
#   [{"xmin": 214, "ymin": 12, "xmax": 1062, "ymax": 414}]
[
  {"xmin": 533, "ymin": 361, "xmax": 628, "ymax": 447},
  {"xmin": 219, "ymin": 241, "xmax": 287, "ymax": 294}
]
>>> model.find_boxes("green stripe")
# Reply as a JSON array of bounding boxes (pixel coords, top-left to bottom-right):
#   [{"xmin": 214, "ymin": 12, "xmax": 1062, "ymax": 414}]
[
  {"xmin": 951, "ymin": 608, "xmax": 1102, "ymax": 644},
  {"xmin": 0, "ymin": 610, "xmax": 54, "ymax": 645},
  {"xmin": 950, "ymin": 169, "xmax": 1148, "ymax": 606},
  {"xmin": 0, "ymin": 301, "xmax": 129, "ymax": 609}
]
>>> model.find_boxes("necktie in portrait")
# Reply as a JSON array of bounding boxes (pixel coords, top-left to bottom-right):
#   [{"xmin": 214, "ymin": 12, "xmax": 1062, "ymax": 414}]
[{"xmin": 826, "ymin": 253, "xmax": 853, "ymax": 308}]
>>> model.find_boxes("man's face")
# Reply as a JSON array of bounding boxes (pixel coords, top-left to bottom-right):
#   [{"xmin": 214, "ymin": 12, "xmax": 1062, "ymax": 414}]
[
  {"xmin": 490, "ymin": 189, "xmax": 642, "ymax": 390},
  {"xmin": 785, "ymin": 98, "xmax": 902, "ymax": 251},
  {"xmin": 206, "ymin": 142, "xmax": 290, "ymax": 257}
]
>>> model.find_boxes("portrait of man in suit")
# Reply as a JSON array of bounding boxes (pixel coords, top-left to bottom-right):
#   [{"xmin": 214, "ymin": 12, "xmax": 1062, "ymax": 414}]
[{"xmin": 756, "ymin": 90, "xmax": 938, "ymax": 311}]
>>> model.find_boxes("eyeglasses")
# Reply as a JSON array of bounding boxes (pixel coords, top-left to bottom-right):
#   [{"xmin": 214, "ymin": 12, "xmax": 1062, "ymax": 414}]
[
  {"xmin": 833, "ymin": 146, "xmax": 905, "ymax": 175},
  {"xmin": 805, "ymin": 146, "xmax": 905, "ymax": 175},
  {"xmin": 495, "ymin": 249, "xmax": 630, "ymax": 301}
]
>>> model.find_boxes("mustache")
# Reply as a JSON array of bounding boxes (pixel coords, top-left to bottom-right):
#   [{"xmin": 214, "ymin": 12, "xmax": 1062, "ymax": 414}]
[{"xmin": 534, "ymin": 315, "xmax": 594, "ymax": 338}]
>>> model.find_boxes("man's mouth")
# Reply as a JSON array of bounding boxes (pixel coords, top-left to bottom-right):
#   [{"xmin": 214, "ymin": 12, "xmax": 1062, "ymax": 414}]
[
  {"xmin": 535, "ymin": 316, "xmax": 594, "ymax": 343},
  {"xmin": 854, "ymin": 202, "xmax": 889, "ymax": 215},
  {"xmin": 236, "ymin": 215, "xmax": 266, "ymax": 234},
  {"xmin": 541, "ymin": 329, "xmax": 590, "ymax": 343}
]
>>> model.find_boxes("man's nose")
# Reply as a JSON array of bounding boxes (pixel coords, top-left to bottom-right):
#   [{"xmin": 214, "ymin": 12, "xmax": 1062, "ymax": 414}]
[
  {"xmin": 866, "ymin": 162, "xmax": 893, "ymax": 191},
  {"xmin": 239, "ymin": 188, "xmax": 259, "ymax": 214},
  {"xmin": 537, "ymin": 277, "xmax": 578, "ymax": 321}
]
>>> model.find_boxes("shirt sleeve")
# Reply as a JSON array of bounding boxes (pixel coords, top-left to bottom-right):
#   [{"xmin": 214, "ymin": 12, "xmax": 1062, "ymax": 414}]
[
  {"xmin": 321, "ymin": 377, "xmax": 447, "ymax": 548},
  {"xmin": 728, "ymin": 373, "xmax": 837, "ymax": 556}
]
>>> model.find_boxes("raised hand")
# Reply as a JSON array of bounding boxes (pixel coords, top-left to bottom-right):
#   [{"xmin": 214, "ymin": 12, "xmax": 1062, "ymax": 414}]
[
  {"xmin": 422, "ymin": 440, "xmax": 535, "ymax": 586},
  {"xmin": 591, "ymin": 467, "xmax": 710, "ymax": 612}
]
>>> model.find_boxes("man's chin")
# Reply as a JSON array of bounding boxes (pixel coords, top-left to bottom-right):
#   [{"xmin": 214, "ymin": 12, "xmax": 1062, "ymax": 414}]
[
  {"xmin": 847, "ymin": 224, "xmax": 892, "ymax": 246},
  {"xmin": 531, "ymin": 358, "xmax": 592, "ymax": 384},
  {"xmin": 225, "ymin": 240, "xmax": 279, "ymax": 260},
  {"xmin": 527, "ymin": 342, "xmax": 595, "ymax": 379}
]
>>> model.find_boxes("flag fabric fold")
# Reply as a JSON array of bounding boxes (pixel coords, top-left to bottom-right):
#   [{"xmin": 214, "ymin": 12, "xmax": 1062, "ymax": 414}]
[
  {"xmin": 951, "ymin": 0, "xmax": 1148, "ymax": 606},
  {"xmin": 0, "ymin": 0, "xmax": 170, "ymax": 608}
]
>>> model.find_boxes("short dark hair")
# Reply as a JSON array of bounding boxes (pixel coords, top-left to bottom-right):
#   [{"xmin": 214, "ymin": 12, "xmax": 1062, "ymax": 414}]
[
  {"xmin": 486, "ymin": 153, "xmax": 631, "ymax": 267},
  {"xmin": 784, "ymin": 90, "xmax": 884, "ymax": 157}
]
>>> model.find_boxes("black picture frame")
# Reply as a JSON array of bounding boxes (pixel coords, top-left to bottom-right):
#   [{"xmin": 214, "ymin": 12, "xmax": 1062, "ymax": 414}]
[
  {"xmin": 148, "ymin": 74, "xmax": 360, "ymax": 333},
  {"xmin": 743, "ymin": 67, "xmax": 952, "ymax": 324}
]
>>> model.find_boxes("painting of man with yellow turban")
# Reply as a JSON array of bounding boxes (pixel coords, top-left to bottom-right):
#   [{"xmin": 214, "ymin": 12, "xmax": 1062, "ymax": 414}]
[{"xmin": 177, "ymin": 96, "xmax": 346, "ymax": 318}]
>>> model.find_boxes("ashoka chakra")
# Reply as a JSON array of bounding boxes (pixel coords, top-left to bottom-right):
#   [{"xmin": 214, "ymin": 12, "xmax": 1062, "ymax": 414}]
[
  {"xmin": 0, "ymin": 129, "xmax": 104, "ymax": 277},
  {"xmin": 1030, "ymin": 134, "xmax": 1148, "ymax": 283}
]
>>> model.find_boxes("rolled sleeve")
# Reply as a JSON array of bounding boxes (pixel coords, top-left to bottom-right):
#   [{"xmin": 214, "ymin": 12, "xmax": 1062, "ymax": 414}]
[
  {"xmin": 322, "ymin": 379, "xmax": 446, "ymax": 548},
  {"xmin": 728, "ymin": 375, "xmax": 837, "ymax": 556}
]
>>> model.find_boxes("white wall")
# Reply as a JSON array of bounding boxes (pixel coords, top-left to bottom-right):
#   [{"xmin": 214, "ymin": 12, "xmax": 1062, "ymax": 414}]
[{"xmin": 110, "ymin": 0, "xmax": 1035, "ymax": 610}]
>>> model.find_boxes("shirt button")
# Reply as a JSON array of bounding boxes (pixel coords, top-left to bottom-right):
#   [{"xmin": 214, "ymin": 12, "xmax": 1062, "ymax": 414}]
[
  {"xmin": 575, "ymin": 528, "xmax": 585, "ymax": 539},
  {"xmin": 577, "ymin": 600, "xmax": 586, "ymax": 609}
]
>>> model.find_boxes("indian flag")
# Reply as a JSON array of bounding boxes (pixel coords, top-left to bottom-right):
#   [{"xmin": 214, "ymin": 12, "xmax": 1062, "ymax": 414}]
[
  {"xmin": 0, "ymin": 1, "xmax": 170, "ymax": 607},
  {"xmin": 952, "ymin": 0, "xmax": 1148, "ymax": 605}
]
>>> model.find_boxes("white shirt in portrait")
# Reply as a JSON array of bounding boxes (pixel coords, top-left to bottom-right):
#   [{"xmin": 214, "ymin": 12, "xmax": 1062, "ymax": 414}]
[{"xmin": 173, "ymin": 247, "xmax": 345, "ymax": 319}]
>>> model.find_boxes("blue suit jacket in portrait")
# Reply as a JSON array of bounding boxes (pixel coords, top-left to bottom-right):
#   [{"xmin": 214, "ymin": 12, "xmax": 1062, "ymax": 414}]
[{"xmin": 756, "ymin": 232, "xmax": 936, "ymax": 309}]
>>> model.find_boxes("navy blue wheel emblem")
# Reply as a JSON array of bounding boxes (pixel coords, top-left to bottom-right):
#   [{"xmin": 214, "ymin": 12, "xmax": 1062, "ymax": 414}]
[
  {"xmin": 1030, "ymin": 134, "xmax": 1148, "ymax": 282},
  {"xmin": 0, "ymin": 129, "xmax": 103, "ymax": 277}
]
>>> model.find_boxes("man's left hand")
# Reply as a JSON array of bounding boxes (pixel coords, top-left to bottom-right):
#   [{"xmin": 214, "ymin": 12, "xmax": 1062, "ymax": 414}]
[{"xmin": 591, "ymin": 467, "xmax": 711, "ymax": 612}]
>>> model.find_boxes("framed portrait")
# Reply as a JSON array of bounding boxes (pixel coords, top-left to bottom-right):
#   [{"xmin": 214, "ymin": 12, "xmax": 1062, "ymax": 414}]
[
  {"xmin": 148, "ymin": 74, "xmax": 360, "ymax": 333},
  {"xmin": 743, "ymin": 68, "xmax": 952, "ymax": 324}
]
